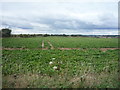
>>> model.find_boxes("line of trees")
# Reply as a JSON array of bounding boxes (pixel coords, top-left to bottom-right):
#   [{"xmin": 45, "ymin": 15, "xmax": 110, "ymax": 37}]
[
  {"xmin": 0, "ymin": 28, "xmax": 118, "ymax": 38},
  {"xmin": 11, "ymin": 34, "xmax": 83, "ymax": 37},
  {"xmin": 0, "ymin": 28, "xmax": 83, "ymax": 38},
  {"xmin": 0, "ymin": 28, "xmax": 83, "ymax": 37},
  {"xmin": 10, "ymin": 34, "xmax": 119, "ymax": 38}
]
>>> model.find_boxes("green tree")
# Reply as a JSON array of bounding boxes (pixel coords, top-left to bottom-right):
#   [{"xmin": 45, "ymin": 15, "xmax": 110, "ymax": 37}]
[{"xmin": 0, "ymin": 28, "xmax": 12, "ymax": 37}]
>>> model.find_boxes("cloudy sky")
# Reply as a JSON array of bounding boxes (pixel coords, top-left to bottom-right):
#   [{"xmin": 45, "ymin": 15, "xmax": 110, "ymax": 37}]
[{"xmin": 0, "ymin": 0, "xmax": 118, "ymax": 35}]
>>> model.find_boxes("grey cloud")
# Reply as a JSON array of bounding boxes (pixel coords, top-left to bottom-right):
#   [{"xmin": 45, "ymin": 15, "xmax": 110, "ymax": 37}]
[
  {"xmin": 1, "ymin": 12, "xmax": 117, "ymax": 34},
  {"xmin": 2, "ymin": 16, "xmax": 33, "ymax": 29},
  {"xmin": 33, "ymin": 15, "xmax": 117, "ymax": 30}
]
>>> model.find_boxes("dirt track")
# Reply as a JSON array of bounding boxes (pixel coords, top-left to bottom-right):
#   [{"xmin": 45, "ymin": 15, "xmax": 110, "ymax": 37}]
[
  {"xmin": 1, "ymin": 48, "xmax": 119, "ymax": 51},
  {"xmin": 47, "ymin": 41, "xmax": 54, "ymax": 49},
  {"xmin": 42, "ymin": 41, "xmax": 44, "ymax": 48}
]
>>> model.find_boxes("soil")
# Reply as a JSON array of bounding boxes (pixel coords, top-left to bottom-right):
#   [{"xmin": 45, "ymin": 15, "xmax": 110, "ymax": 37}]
[
  {"xmin": 47, "ymin": 41, "xmax": 54, "ymax": 49},
  {"xmin": 1, "ymin": 47, "xmax": 119, "ymax": 51},
  {"xmin": 42, "ymin": 41, "xmax": 44, "ymax": 48}
]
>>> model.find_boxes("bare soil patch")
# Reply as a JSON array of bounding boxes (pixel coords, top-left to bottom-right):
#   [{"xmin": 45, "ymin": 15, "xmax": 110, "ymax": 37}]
[
  {"xmin": 58, "ymin": 48, "xmax": 81, "ymax": 50},
  {"xmin": 99, "ymin": 48, "xmax": 119, "ymax": 52},
  {"xmin": 1, "ymin": 48, "xmax": 29, "ymax": 50},
  {"xmin": 42, "ymin": 41, "xmax": 44, "ymax": 48},
  {"xmin": 1, "ymin": 48, "xmax": 48, "ymax": 50},
  {"xmin": 1, "ymin": 47, "xmax": 119, "ymax": 51}
]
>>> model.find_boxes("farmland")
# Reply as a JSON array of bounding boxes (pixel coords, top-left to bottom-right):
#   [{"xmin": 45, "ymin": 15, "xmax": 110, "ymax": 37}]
[
  {"xmin": 2, "ymin": 37, "xmax": 119, "ymax": 88},
  {"xmin": 2, "ymin": 37, "xmax": 118, "ymax": 48}
]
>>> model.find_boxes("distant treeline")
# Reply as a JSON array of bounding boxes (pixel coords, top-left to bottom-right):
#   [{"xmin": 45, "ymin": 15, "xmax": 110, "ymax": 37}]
[
  {"xmin": 11, "ymin": 34, "xmax": 84, "ymax": 37},
  {"xmin": 0, "ymin": 28, "xmax": 119, "ymax": 38},
  {"xmin": 10, "ymin": 34, "xmax": 119, "ymax": 38}
]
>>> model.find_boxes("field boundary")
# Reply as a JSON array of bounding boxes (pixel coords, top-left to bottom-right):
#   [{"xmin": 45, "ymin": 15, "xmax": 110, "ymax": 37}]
[{"xmin": 1, "ymin": 48, "xmax": 119, "ymax": 51}]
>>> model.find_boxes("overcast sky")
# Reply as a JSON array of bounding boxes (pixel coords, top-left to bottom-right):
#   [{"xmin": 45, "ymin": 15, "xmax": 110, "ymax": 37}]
[{"xmin": 0, "ymin": 0, "xmax": 118, "ymax": 35}]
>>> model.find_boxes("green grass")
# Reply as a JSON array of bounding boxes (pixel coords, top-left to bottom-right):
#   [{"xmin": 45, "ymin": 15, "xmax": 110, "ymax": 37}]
[{"xmin": 2, "ymin": 49, "xmax": 119, "ymax": 88}]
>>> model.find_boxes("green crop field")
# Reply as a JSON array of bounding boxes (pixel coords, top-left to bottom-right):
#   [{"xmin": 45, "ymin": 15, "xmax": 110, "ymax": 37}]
[
  {"xmin": 44, "ymin": 37, "xmax": 118, "ymax": 48},
  {"xmin": 2, "ymin": 37, "xmax": 118, "ymax": 48},
  {"xmin": 2, "ymin": 37, "xmax": 44, "ymax": 48},
  {"xmin": 2, "ymin": 37, "xmax": 119, "ymax": 88}
]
